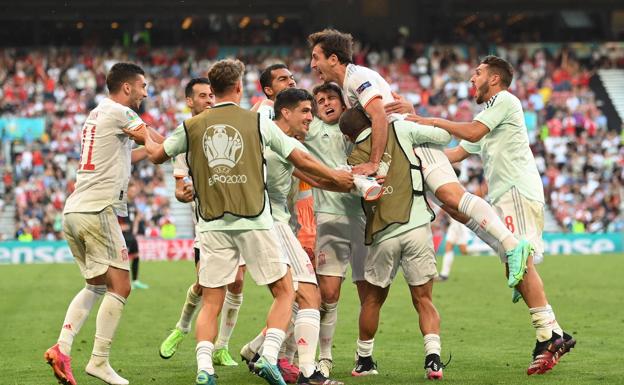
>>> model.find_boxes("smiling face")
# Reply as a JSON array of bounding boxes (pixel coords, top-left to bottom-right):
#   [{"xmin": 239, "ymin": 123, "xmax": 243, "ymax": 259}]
[
  {"xmin": 315, "ymin": 89, "xmax": 345, "ymax": 125},
  {"xmin": 283, "ymin": 100, "xmax": 313, "ymax": 142},
  {"xmin": 265, "ymin": 68, "xmax": 297, "ymax": 100},
  {"xmin": 187, "ymin": 83, "xmax": 215, "ymax": 116},
  {"xmin": 127, "ymin": 74, "xmax": 148, "ymax": 111},
  {"xmin": 311, "ymin": 44, "xmax": 339, "ymax": 83}
]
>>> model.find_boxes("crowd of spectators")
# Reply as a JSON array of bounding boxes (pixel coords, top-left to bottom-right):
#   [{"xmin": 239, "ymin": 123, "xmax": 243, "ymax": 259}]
[{"xmin": 1, "ymin": 40, "xmax": 623, "ymax": 240}]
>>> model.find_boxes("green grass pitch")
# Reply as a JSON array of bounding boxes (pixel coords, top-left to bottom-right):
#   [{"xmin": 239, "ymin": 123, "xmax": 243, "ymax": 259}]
[{"xmin": 1, "ymin": 253, "xmax": 624, "ymax": 384}]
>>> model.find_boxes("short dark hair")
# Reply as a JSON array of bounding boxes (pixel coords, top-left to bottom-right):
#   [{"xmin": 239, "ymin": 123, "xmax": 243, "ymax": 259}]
[
  {"xmin": 308, "ymin": 29, "xmax": 353, "ymax": 64},
  {"xmin": 274, "ymin": 88, "xmax": 314, "ymax": 120},
  {"xmin": 481, "ymin": 55, "xmax": 514, "ymax": 88},
  {"xmin": 312, "ymin": 82, "xmax": 346, "ymax": 107},
  {"xmin": 208, "ymin": 59, "xmax": 245, "ymax": 96},
  {"xmin": 106, "ymin": 62, "xmax": 145, "ymax": 93},
  {"xmin": 259, "ymin": 64, "xmax": 288, "ymax": 96},
  {"xmin": 185, "ymin": 77, "xmax": 210, "ymax": 98},
  {"xmin": 339, "ymin": 107, "xmax": 370, "ymax": 141}
]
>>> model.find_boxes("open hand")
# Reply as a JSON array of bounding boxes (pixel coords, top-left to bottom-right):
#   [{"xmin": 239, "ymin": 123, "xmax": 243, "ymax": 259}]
[{"xmin": 352, "ymin": 161, "xmax": 378, "ymax": 176}]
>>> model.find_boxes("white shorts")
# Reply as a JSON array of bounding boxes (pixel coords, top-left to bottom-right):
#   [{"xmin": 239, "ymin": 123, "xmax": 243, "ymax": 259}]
[
  {"xmin": 493, "ymin": 187, "xmax": 545, "ymax": 264},
  {"xmin": 366, "ymin": 224, "xmax": 437, "ymax": 288},
  {"xmin": 315, "ymin": 213, "xmax": 367, "ymax": 282},
  {"xmin": 197, "ymin": 229, "xmax": 288, "ymax": 288},
  {"xmin": 63, "ymin": 206, "xmax": 129, "ymax": 279},
  {"xmin": 273, "ymin": 221, "xmax": 317, "ymax": 286},
  {"xmin": 414, "ymin": 143, "xmax": 458, "ymax": 193},
  {"xmin": 446, "ymin": 219, "xmax": 468, "ymax": 245}
]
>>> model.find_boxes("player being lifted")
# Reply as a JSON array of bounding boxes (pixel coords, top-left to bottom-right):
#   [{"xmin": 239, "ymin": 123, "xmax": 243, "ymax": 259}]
[
  {"xmin": 307, "ymin": 25, "xmax": 536, "ymax": 340},
  {"xmin": 45, "ymin": 63, "xmax": 163, "ymax": 385},
  {"xmin": 130, "ymin": 59, "xmax": 353, "ymax": 385},
  {"xmin": 407, "ymin": 55, "xmax": 575, "ymax": 375},
  {"xmin": 241, "ymin": 88, "xmax": 345, "ymax": 385}
]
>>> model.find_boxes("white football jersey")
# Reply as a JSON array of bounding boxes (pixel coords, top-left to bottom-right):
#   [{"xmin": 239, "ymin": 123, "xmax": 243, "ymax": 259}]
[
  {"xmin": 63, "ymin": 98, "xmax": 145, "ymax": 217},
  {"xmin": 343, "ymin": 64, "xmax": 395, "ymax": 111}
]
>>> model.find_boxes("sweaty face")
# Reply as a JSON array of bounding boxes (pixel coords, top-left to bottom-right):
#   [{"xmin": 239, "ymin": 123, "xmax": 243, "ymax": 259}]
[
  {"xmin": 470, "ymin": 64, "xmax": 491, "ymax": 105},
  {"xmin": 287, "ymin": 100, "xmax": 313, "ymax": 142},
  {"xmin": 268, "ymin": 68, "xmax": 297, "ymax": 99},
  {"xmin": 315, "ymin": 90, "xmax": 345, "ymax": 125},
  {"xmin": 310, "ymin": 45, "xmax": 337, "ymax": 83},
  {"xmin": 188, "ymin": 84, "xmax": 215, "ymax": 116},
  {"xmin": 128, "ymin": 74, "xmax": 148, "ymax": 111}
]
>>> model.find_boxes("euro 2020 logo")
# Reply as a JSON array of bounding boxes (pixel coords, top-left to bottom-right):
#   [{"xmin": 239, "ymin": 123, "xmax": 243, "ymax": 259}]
[{"xmin": 203, "ymin": 124, "xmax": 243, "ymax": 174}]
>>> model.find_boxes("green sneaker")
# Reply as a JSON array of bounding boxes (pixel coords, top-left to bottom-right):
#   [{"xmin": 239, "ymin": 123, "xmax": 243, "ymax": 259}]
[
  {"xmin": 254, "ymin": 356, "xmax": 287, "ymax": 385},
  {"xmin": 213, "ymin": 347, "xmax": 238, "ymax": 366},
  {"xmin": 132, "ymin": 280, "xmax": 149, "ymax": 289},
  {"xmin": 512, "ymin": 287, "xmax": 523, "ymax": 303},
  {"xmin": 196, "ymin": 370, "xmax": 217, "ymax": 385},
  {"xmin": 159, "ymin": 328, "xmax": 187, "ymax": 359},
  {"xmin": 506, "ymin": 239, "xmax": 532, "ymax": 287}
]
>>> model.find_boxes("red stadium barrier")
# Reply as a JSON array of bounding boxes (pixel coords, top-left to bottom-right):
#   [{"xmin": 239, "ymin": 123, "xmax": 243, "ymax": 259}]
[{"xmin": 137, "ymin": 238, "xmax": 195, "ymax": 261}]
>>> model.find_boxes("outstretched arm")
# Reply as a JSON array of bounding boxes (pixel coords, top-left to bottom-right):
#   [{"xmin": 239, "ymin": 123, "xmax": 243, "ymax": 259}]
[
  {"xmin": 287, "ymin": 149, "xmax": 353, "ymax": 191},
  {"xmin": 445, "ymin": 146, "xmax": 471, "ymax": 164},
  {"xmin": 406, "ymin": 114, "xmax": 489, "ymax": 143},
  {"xmin": 293, "ymin": 168, "xmax": 350, "ymax": 193}
]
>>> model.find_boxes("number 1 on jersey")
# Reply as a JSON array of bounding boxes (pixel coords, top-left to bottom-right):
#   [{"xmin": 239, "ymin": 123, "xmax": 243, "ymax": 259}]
[{"xmin": 79, "ymin": 123, "xmax": 96, "ymax": 171}]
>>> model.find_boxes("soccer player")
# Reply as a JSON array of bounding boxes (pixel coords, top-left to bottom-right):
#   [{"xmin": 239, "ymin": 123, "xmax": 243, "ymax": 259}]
[
  {"xmin": 252, "ymin": 63, "xmax": 297, "ymax": 119},
  {"xmin": 44, "ymin": 62, "xmax": 162, "ymax": 385},
  {"xmin": 339, "ymin": 107, "xmax": 451, "ymax": 379},
  {"xmin": 407, "ymin": 55, "xmax": 575, "ymax": 375},
  {"xmin": 241, "ymin": 88, "xmax": 345, "ymax": 385},
  {"xmin": 130, "ymin": 59, "xmax": 353, "ymax": 385},
  {"xmin": 303, "ymin": 82, "xmax": 367, "ymax": 377},
  {"xmin": 309, "ymin": 28, "xmax": 533, "ymax": 291},
  {"xmin": 248, "ymin": 63, "xmax": 306, "ymax": 380},
  {"xmin": 159, "ymin": 78, "xmax": 244, "ymax": 366},
  {"xmin": 119, "ymin": 182, "xmax": 149, "ymax": 289}
]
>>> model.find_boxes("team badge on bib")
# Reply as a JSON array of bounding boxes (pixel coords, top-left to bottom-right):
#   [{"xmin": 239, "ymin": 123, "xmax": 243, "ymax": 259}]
[{"xmin": 203, "ymin": 124, "xmax": 244, "ymax": 174}]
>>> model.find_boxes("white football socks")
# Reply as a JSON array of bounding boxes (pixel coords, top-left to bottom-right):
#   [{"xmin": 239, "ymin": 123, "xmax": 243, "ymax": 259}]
[
  {"xmin": 87, "ymin": 292, "xmax": 127, "ymax": 385},
  {"xmin": 440, "ymin": 250, "xmax": 454, "ymax": 278},
  {"xmin": 530, "ymin": 304, "xmax": 562, "ymax": 342},
  {"xmin": 319, "ymin": 302, "xmax": 338, "ymax": 360},
  {"xmin": 248, "ymin": 330, "xmax": 266, "ymax": 355},
  {"xmin": 356, "ymin": 338, "xmax": 374, "ymax": 357},
  {"xmin": 196, "ymin": 340, "xmax": 215, "ymax": 375},
  {"xmin": 177, "ymin": 284, "xmax": 202, "ymax": 333},
  {"xmin": 58, "ymin": 284, "xmax": 106, "ymax": 355},
  {"xmin": 280, "ymin": 302, "xmax": 299, "ymax": 362},
  {"xmin": 215, "ymin": 291, "xmax": 243, "ymax": 350},
  {"xmin": 458, "ymin": 192, "xmax": 518, "ymax": 252},
  {"xmin": 262, "ymin": 328, "xmax": 286, "ymax": 365},
  {"xmin": 423, "ymin": 334, "xmax": 441, "ymax": 356},
  {"xmin": 465, "ymin": 219, "xmax": 506, "ymax": 258},
  {"xmin": 294, "ymin": 309, "xmax": 321, "ymax": 377}
]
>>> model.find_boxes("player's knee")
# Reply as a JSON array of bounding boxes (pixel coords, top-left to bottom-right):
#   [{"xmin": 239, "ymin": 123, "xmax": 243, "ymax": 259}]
[
  {"xmin": 296, "ymin": 283, "xmax": 321, "ymax": 309},
  {"xmin": 320, "ymin": 286, "xmax": 340, "ymax": 303},
  {"xmin": 435, "ymin": 183, "xmax": 463, "ymax": 209},
  {"xmin": 227, "ymin": 279, "xmax": 244, "ymax": 294}
]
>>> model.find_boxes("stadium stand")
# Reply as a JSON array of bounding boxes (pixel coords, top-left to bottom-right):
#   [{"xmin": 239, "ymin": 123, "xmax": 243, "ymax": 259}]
[{"xmin": 1, "ymin": 41, "xmax": 623, "ymax": 240}]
